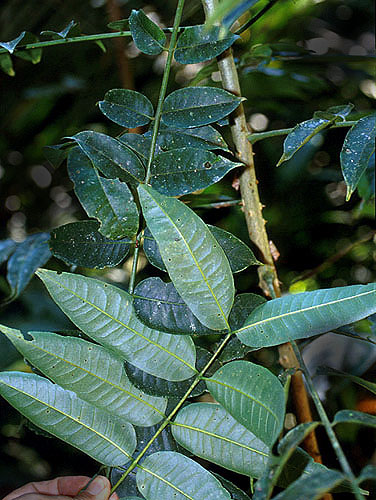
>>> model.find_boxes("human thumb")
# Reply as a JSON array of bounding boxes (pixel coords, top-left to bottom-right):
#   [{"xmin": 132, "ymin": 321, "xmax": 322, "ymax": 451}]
[{"xmin": 74, "ymin": 476, "xmax": 112, "ymax": 500}]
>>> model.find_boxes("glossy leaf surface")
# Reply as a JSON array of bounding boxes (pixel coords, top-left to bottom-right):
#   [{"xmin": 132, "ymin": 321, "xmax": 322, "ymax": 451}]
[
  {"xmin": 118, "ymin": 133, "xmax": 152, "ymax": 164},
  {"xmin": 49, "ymin": 221, "xmax": 131, "ymax": 269},
  {"xmin": 129, "ymin": 10, "xmax": 166, "ymax": 55},
  {"xmin": 1, "ymin": 325, "xmax": 166, "ymax": 426},
  {"xmin": 206, "ymin": 360, "xmax": 285, "ymax": 446},
  {"xmin": 68, "ymin": 131, "xmax": 145, "ymax": 184},
  {"xmin": 67, "ymin": 148, "xmax": 139, "ymax": 239},
  {"xmin": 333, "ymin": 409, "xmax": 376, "ymax": 428},
  {"xmin": 0, "ymin": 372, "xmax": 136, "ymax": 466},
  {"xmin": 175, "ymin": 25, "xmax": 238, "ymax": 64},
  {"xmin": 155, "ymin": 126, "xmax": 229, "ymax": 152},
  {"xmin": 99, "ymin": 89, "xmax": 154, "ymax": 128},
  {"xmin": 162, "ymin": 87, "xmax": 242, "ymax": 128},
  {"xmin": 236, "ymin": 284, "xmax": 376, "ymax": 348},
  {"xmin": 37, "ymin": 270, "xmax": 196, "ymax": 381},
  {"xmin": 172, "ymin": 403, "xmax": 269, "ymax": 477},
  {"xmin": 0, "ymin": 32, "xmax": 26, "ymax": 53},
  {"xmin": 136, "ymin": 451, "xmax": 231, "ymax": 500},
  {"xmin": 272, "ymin": 469, "xmax": 344, "ymax": 500},
  {"xmin": 340, "ymin": 113, "xmax": 376, "ymax": 200},
  {"xmin": 138, "ymin": 185, "xmax": 234, "ymax": 330},
  {"xmin": 150, "ymin": 148, "xmax": 240, "ymax": 196}
]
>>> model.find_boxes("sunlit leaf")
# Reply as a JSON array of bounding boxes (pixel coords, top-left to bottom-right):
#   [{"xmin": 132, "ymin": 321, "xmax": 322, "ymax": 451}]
[
  {"xmin": 136, "ymin": 451, "xmax": 232, "ymax": 499},
  {"xmin": 68, "ymin": 131, "xmax": 145, "ymax": 184},
  {"xmin": 129, "ymin": 10, "xmax": 166, "ymax": 55},
  {"xmin": 175, "ymin": 25, "xmax": 239, "ymax": 64},
  {"xmin": 67, "ymin": 148, "xmax": 139, "ymax": 239},
  {"xmin": 235, "ymin": 284, "xmax": 376, "ymax": 349},
  {"xmin": 206, "ymin": 360, "xmax": 285, "ymax": 446},
  {"xmin": 161, "ymin": 87, "xmax": 243, "ymax": 128},
  {"xmin": 172, "ymin": 403, "xmax": 269, "ymax": 477},
  {"xmin": 138, "ymin": 185, "xmax": 235, "ymax": 330},
  {"xmin": 0, "ymin": 325, "xmax": 167, "ymax": 427},
  {"xmin": 0, "ymin": 372, "xmax": 136, "ymax": 466},
  {"xmin": 340, "ymin": 113, "xmax": 376, "ymax": 200},
  {"xmin": 99, "ymin": 89, "xmax": 154, "ymax": 128},
  {"xmin": 333, "ymin": 409, "xmax": 376, "ymax": 428},
  {"xmin": 37, "ymin": 270, "xmax": 196, "ymax": 382},
  {"xmin": 49, "ymin": 221, "xmax": 131, "ymax": 269}
]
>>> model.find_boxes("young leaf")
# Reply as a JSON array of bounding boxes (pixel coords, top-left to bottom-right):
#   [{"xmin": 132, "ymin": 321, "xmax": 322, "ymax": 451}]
[
  {"xmin": 333, "ymin": 409, "xmax": 376, "ymax": 428},
  {"xmin": 175, "ymin": 25, "xmax": 239, "ymax": 64},
  {"xmin": 235, "ymin": 284, "xmax": 376, "ymax": 349},
  {"xmin": 150, "ymin": 148, "xmax": 241, "ymax": 196},
  {"xmin": 67, "ymin": 148, "xmax": 139, "ymax": 240},
  {"xmin": 0, "ymin": 326, "xmax": 166, "ymax": 427},
  {"xmin": 172, "ymin": 403, "xmax": 269, "ymax": 477},
  {"xmin": 340, "ymin": 113, "xmax": 376, "ymax": 201},
  {"xmin": 136, "ymin": 451, "xmax": 232, "ymax": 499},
  {"xmin": 6, "ymin": 233, "xmax": 51, "ymax": 301},
  {"xmin": 68, "ymin": 131, "xmax": 145, "ymax": 184},
  {"xmin": 36, "ymin": 270, "xmax": 196, "ymax": 382},
  {"xmin": 0, "ymin": 32, "xmax": 26, "ymax": 54},
  {"xmin": 206, "ymin": 360, "xmax": 285, "ymax": 446},
  {"xmin": 0, "ymin": 372, "xmax": 136, "ymax": 466},
  {"xmin": 154, "ymin": 126, "xmax": 229, "ymax": 152},
  {"xmin": 99, "ymin": 89, "xmax": 154, "ymax": 128},
  {"xmin": 358, "ymin": 464, "xmax": 376, "ymax": 484},
  {"xmin": 49, "ymin": 221, "xmax": 131, "ymax": 269},
  {"xmin": 161, "ymin": 87, "xmax": 243, "ymax": 128},
  {"xmin": 14, "ymin": 32, "xmax": 42, "ymax": 64},
  {"xmin": 129, "ymin": 10, "xmax": 166, "ymax": 55},
  {"xmin": 0, "ymin": 53, "xmax": 15, "ymax": 76},
  {"xmin": 40, "ymin": 20, "xmax": 80, "ymax": 39},
  {"xmin": 138, "ymin": 184, "xmax": 235, "ymax": 330},
  {"xmin": 133, "ymin": 278, "xmax": 222, "ymax": 336}
]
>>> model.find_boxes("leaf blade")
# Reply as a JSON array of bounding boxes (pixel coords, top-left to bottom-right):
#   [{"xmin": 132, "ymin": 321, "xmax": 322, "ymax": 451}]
[
  {"xmin": 99, "ymin": 89, "xmax": 154, "ymax": 128},
  {"xmin": 129, "ymin": 10, "xmax": 166, "ymax": 55}
]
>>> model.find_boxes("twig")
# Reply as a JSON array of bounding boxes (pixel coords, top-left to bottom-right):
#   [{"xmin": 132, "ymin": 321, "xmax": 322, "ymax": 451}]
[{"xmin": 235, "ymin": 0, "xmax": 281, "ymax": 35}]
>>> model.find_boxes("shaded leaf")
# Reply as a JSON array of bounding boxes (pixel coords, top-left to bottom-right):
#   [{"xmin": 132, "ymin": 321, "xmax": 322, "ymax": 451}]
[
  {"xmin": 162, "ymin": 87, "xmax": 242, "ymax": 128},
  {"xmin": 172, "ymin": 402, "xmax": 269, "ymax": 477},
  {"xmin": 206, "ymin": 0, "xmax": 260, "ymax": 29},
  {"xmin": 138, "ymin": 185, "xmax": 235, "ymax": 330},
  {"xmin": 0, "ymin": 325, "xmax": 167, "ymax": 427},
  {"xmin": 68, "ymin": 131, "xmax": 145, "ymax": 184},
  {"xmin": 129, "ymin": 10, "xmax": 166, "ymax": 55},
  {"xmin": 0, "ymin": 239, "xmax": 17, "ymax": 265},
  {"xmin": 107, "ymin": 19, "xmax": 129, "ymax": 31},
  {"xmin": 175, "ymin": 25, "xmax": 239, "ymax": 64},
  {"xmin": 67, "ymin": 148, "xmax": 139, "ymax": 239},
  {"xmin": 44, "ymin": 143, "xmax": 72, "ymax": 168},
  {"xmin": 99, "ymin": 89, "xmax": 154, "ymax": 128},
  {"xmin": 0, "ymin": 372, "xmax": 136, "ymax": 466},
  {"xmin": 0, "ymin": 32, "xmax": 26, "ymax": 54},
  {"xmin": 154, "ymin": 125, "xmax": 229, "ymax": 152},
  {"xmin": 136, "ymin": 451, "xmax": 231, "ymax": 499},
  {"xmin": 118, "ymin": 133, "xmax": 152, "ymax": 164},
  {"xmin": 278, "ymin": 422, "xmax": 320, "ymax": 456},
  {"xmin": 333, "ymin": 409, "xmax": 376, "ymax": 428},
  {"xmin": 206, "ymin": 360, "xmax": 285, "ymax": 446},
  {"xmin": 150, "ymin": 148, "xmax": 240, "ymax": 196},
  {"xmin": 49, "ymin": 221, "xmax": 131, "ymax": 269},
  {"xmin": 235, "ymin": 284, "xmax": 376, "ymax": 349},
  {"xmin": 340, "ymin": 113, "xmax": 376, "ymax": 200},
  {"xmin": 6, "ymin": 233, "xmax": 51, "ymax": 301},
  {"xmin": 37, "ymin": 270, "xmax": 196, "ymax": 381},
  {"xmin": 358, "ymin": 464, "xmax": 376, "ymax": 484},
  {"xmin": 41, "ymin": 20, "xmax": 80, "ymax": 39},
  {"xmin": 313, "ymin": 103, "xmax": 354, "ymax": 121},
  {"xmin": 111, "ymin": 469, "xmax": 139, "ymax": 498},
  {"xmin": 316, "ymin": 366, "xmax": 376, "ymax": 395},
  {"xmin": 13, "ymin": 32, "xmax": 42, "ymax": 64},
  {"xmin": 228, "ymin": 293, "xmax": 267, "ymax": 330},
  {"xmin": 213, "ymin": 474, "xmax": 252, "ymax": 500},
  {"xmin": 0, "ymin": 53, "xmax": 15, "ymax": 76},
  {"xmin": 357, "ymin": 152, "xmax": 375, "ymax": 201}
]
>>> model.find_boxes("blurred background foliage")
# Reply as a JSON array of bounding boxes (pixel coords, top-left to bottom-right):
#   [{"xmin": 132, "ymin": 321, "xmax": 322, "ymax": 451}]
[{"xmin": 0, "ymin": 0, "xmax": 375, "ymax": 495}]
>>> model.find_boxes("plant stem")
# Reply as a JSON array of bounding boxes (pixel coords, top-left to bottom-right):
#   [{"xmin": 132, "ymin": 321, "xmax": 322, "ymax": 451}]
[
  {"xmin": 291, "ymin": 341, "xmax": 365, "ymax": 500},
  {"xmin": 128, "ymin": 233, "xmax": 142, "ymax": 295},
  {"xmin": 248, "ymin": 121, "xmax": 358, "ymax": 144},
  {"xmin": 235, "ymin": 0, "xmax": 280, "ymax": 35},
  {"xmin": 110, "ymin": 331, "xmax": 233, "ymax": 493},
  {"xmin": 202, "ymin": 0, "xmax": 323, "ymax": 466}
]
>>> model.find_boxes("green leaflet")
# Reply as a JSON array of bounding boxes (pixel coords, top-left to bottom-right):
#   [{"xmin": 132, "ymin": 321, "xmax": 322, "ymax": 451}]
[
  {"xmin": 333, "ymin": 410, "xmax": 376, "ymax": 428},
  {"xmin": 150, "ymin": 148, "xmax": 241, "ymax": 196},
  {"xmin": 136, "ymin": 451, "xmax": 232, "ymax": 500},
  {"xmin": 235, "ymin": 284, "xmax": 376, "ymax": 348},
  {"xmin": 0, "ymin": 53, "xmax": 14, "ymax": 76},
  {"xmin": 213, "ymin": 474, "xmax": 252, "ymax": 500},
  {"xmin": 0, "ymin": 239, "xmax": 17, "ymax": 264},
  {"xmin": 0, "ymin": 32, "xmax": 26, "ymax": 53},
  {"xmin": 138, "ymin": 184, "xmax": 235, "ymax": 330},
  {"xmin": 272, "ymin": 469, "xmax": 344, "ymax": 500},
  {"xmin": 41, "ymin": 20, "xmax": 80, "ymax": 39},
  {"xmin": 129, "ymin": 10, "xmax": 166, "ymax": 55},
  {"xmin": 175, "ymin": 25, "xmax": 239, "ymax": 64},
  {"xmin": 49, "ymin": 221, "xmax": 131, "ymax": 269},
  {"xmin": 172, "ymin": 403, "xmax": 269, "ymax": 477},
  {"xmin": 161, "ymin": 87, "xmax": 243, "ymax": 128},
  {"xmin": 118, "ymin": 133, "xmax": 152, "ymax": 164},
  {"xmin": 316, "ymin": 366, "xmax": 376, "ymax": 395},
  {"xmin": 68, "ymin": 148, "xmax": 139, "ymax": 239},
  {"xmin": 358, "ymin": 465, "xmax": 376, "ymax": 485},
  {"xmin": 340, "ymin": 113, "xmax": 376, "ymax": 200},
  {"xmin": 36, "ymin": 269, "xmax": 196, "ymax": 382},
  {"xmin": 0, "ymin": 372, "xmax": 136, "ymax": 466},
  {"xmin": 68, "ymin": 131, "xmax": 145, "ymax": 185},
  {"xmin": 205, "ymin": 360, "xmax": 285, "ymax": 447},
  {"xmin": 99, "ymin": 89, "xmax": 154, "ymax": 128},
  {"xmin": 1, "ymin": 325, "xmax": 167, "ymax": 427},
  {"xmin": 154, "ymin": 126, "xmax": 229, "ymax": 152}
]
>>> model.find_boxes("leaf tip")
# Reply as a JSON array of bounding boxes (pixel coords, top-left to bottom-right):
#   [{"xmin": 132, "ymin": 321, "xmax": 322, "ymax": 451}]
[{"xmin": 276, "ymin": 155, "xmax": 286, "ymax": 167}]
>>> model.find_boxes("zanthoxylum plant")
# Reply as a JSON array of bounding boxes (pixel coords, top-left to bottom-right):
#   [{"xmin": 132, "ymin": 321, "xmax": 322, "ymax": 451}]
[{"xmin": 0, "ymin": 1, "xmax": 375, "ymax": 499}]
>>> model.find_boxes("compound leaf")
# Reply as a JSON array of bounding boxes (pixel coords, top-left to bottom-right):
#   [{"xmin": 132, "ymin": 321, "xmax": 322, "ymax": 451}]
[
  {"xmin": 36, "ymin": 270, "xmax": 196, "ymax": 382},
  {"xmin": 129, "ymin": 10, "xmax": 166, "ymax": 55},
  {"xmin": 99, "ymin": 89, "xmax": 154, "ymax": 128},
  {"xmin": 0, "ymin": 371, "xmax": 136, "ymax": 466}
]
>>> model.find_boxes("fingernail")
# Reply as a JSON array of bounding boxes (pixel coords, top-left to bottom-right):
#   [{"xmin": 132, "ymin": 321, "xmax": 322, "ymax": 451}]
[{"xmin": 87, "ymin": 477, "xmax": 106, "ymax": 495}]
